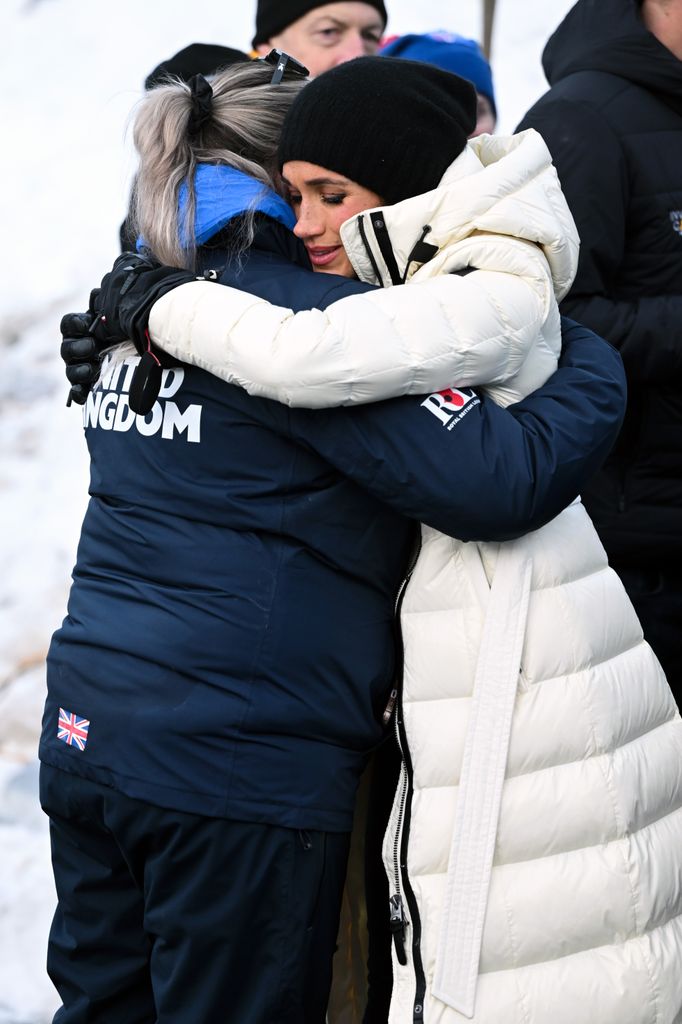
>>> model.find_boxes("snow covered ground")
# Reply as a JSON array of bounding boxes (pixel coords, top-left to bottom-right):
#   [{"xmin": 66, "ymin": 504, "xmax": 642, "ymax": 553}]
[{"xmin": 0, "ymin": 0, "xmax": 574, "ymax": 1018}]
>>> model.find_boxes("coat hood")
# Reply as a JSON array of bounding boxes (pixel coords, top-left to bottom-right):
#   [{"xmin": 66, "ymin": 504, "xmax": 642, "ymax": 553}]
[
  {"xmin": 542, "ymin": 0, "xmax": 682, "ymax": 114},
  {"xmin": 340, "ymin": 128, "xmax": 579, "ymax": 305}
]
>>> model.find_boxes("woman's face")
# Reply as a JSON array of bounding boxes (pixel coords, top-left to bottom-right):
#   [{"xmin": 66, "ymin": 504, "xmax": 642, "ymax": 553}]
[{"xmin": 282, "ymin": 160, "xmax": 384, "ymax": 277}]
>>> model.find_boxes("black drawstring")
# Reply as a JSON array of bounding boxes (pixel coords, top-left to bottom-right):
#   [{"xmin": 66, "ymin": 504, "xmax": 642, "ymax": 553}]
[{"xmin": 401, "ymin": 225, "xmax": 438, "ymax": 283}]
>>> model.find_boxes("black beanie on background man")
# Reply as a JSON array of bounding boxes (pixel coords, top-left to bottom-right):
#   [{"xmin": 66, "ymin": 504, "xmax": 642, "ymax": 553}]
[
  {"xmin": 144, "ymin": 43, "xmax": 249, "ymax": 91},
  {"xmin": 278, "ymin": 56, "xmax": 478, "ymax": 206},
  {"xmin": 253, "ymin": 0, "xmax": 387, "ymax": 47}
]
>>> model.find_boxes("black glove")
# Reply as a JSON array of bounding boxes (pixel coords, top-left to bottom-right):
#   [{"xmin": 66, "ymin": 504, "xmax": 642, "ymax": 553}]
[
  {"xmin": 61, "ymin": 253, "xmax": 199, "ymax": 410},
  {"xmin": 89, "ymin": 252, "xmax": 196, "ymax": 354},
  {"xmin": 61, "ymin": 308, "xmax": 107, "ymax": 407}
]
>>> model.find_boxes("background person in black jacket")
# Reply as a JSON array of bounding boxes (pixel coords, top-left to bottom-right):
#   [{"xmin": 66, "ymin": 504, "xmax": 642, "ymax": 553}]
[{"xmin": 517, "ymin": 0, "xmax": 682, "ymax": 698}]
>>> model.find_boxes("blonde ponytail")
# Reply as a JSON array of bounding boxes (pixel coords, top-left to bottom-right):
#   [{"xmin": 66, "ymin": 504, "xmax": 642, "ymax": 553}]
[{"xmin": 131, "ymin": 61, "xmax": 304, "ymax": 270}]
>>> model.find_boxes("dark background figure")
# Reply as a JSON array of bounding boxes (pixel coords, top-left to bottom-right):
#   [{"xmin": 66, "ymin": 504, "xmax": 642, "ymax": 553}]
[
  {"xmin": 517, "ymin": 0, "xmax": 682, "ymax": 698},
  {"xmin": 142, "ymin": 41, "xmax": 250, "ymax": 90}
]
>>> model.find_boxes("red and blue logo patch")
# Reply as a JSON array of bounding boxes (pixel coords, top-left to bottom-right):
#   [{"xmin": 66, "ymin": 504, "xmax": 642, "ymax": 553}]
[
  {"xmin": 420, "ymin": 386, "xmax": 480, "ymax": 429},
  {"xmin": 57, "ymin": 708, "xmax": 90, "ymax": 751}
]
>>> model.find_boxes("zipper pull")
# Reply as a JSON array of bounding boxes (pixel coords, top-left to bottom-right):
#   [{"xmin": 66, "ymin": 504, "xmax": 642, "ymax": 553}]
[
  {"xmin": 298, "ymin": 829, "xmax": 312, "ymax": 850},
  {"xmin": 382, "ymin": 688, "xmax": 398, "ymax": 725},
  {"xmin": 389, "ymin": 893, "xmax": 408, "ymax": 966}
]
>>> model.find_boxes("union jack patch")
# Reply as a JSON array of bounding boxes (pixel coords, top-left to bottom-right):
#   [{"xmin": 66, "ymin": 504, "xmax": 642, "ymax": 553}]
[{"xmin": 57, "ymin": 708, "xmax": 90, "ymax": 751}]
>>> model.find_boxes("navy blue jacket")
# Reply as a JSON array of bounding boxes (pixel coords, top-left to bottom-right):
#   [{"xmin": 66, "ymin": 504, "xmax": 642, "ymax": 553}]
[{"xmin": 41, "ymin": 193, "xmax": 626, "ymax": 831}]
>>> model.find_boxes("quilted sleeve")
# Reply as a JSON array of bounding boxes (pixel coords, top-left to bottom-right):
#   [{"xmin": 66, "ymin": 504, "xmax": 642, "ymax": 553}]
[{"xmin": 147, "ymin": 263, "xmax": 550, "ymax": 408}]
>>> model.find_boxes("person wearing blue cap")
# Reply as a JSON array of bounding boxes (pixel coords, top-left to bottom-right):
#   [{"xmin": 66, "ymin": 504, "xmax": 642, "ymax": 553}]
[{"xmin": 380, "ymin": 30, "xmax": 497, "ymax": 136}]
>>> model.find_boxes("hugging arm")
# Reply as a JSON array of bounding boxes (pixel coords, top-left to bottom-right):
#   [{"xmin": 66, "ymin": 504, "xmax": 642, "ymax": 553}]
[
  {"xmin": 60, "ymin": 247, "xmax": 550, "ymax": 408},
  {"xmin": 147, "ymin": 263, "xmax": 550, "ymax": 407},
  {"xmin": 59, "ymin": 257, "xmax": 624, "ymax": 539},
  {"xmin": 61, "ymin": 222, "xmax": 555, "ymax": 406},
  {"xmin": 279, "ymin": 318, "xmax": 626, "ymax": 540}
]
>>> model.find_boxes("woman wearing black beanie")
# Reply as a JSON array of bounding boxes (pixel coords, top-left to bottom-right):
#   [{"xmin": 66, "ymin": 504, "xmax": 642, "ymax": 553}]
[
  {"xmin": 150, "ymin": 56, "xmax": 676, "ymax": 1024},
  {"xmin": 279, "ymin": 55, "xmax": 478, "ymax": 208},
  {"xmin": 276, "ymin": 55, "xmax": 477, "ymax": 277}
]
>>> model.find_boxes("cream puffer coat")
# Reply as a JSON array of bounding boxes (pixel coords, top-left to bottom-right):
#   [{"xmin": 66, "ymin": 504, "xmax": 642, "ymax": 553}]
[{"xmin": 147, "ymin": 130, "xmax": 682, "ymax": 1022}]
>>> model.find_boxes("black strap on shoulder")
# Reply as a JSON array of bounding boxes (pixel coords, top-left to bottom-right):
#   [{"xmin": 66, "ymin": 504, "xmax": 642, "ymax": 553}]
[
  {"xmin": 401, "ymin": 225, "xmax": 439, "ymax": 283},
  {"xmin": 370, "ymin": 212, "xmax": 403, "ymax": 286},
  {"xmin": 357, "ymin": 214, "xmax": 384, "ymax": 284}
]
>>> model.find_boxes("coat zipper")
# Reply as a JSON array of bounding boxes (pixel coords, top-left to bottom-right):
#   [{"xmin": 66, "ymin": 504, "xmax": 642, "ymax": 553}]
[
  {"xmin": 389, "ymin": 752, "xmax": 409, "ymax": 966},
  {"xmin": 387, "ymin": 541, "xmax": 418, "ymax": 965},
  {"xmin": 395, "ymin": 682, "xmax": 427, "ymax": 1023},
  {"xmin": 382, "ymin": 532, "xmax": 420, "ymax": 728},
  {"xmin": 388, "ymin": 529, "xmax": 427, "ymax": 1021}
]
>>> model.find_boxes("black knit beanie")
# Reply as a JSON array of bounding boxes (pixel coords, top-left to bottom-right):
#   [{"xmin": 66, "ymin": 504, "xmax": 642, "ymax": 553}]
[
  {"xmin": 278, "ymin": 57, "xmax": 477, "ymax": 206},
  {"xmin": 253, "ymin": 0, "xmax": 387, "ymax": 47},
  {"xmin": 144, "ymin": 43, "xmax": 249, "ymax": 90}
]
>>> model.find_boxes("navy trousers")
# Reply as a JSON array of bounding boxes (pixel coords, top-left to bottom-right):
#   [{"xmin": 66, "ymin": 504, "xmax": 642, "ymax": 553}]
[{"xmin": 40, "ymin": 764, "xmax": 350, "ymax": 1024}]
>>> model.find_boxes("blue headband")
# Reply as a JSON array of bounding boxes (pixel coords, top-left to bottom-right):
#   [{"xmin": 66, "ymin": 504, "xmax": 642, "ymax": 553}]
[{"xmin": 178, "ymin": 163, "xmax": 296, "ymax": 248}]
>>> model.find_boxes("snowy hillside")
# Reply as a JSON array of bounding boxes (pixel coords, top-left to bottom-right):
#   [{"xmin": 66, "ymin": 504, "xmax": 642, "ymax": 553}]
[{"xmin": 0, "ymin": 1, "xmax": 574, "ymax": 1019}]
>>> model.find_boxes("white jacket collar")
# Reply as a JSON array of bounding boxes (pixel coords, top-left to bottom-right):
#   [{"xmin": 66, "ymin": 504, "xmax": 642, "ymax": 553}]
[{"xmin": 339, "ymin": 128, "xmax": 579, "ymax": 302}]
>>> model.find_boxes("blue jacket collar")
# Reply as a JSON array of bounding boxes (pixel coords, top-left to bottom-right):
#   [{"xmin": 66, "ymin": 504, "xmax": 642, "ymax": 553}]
[{"xmin": 180, "ymin": 164, "xmax": 296, "ymax": 246}]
